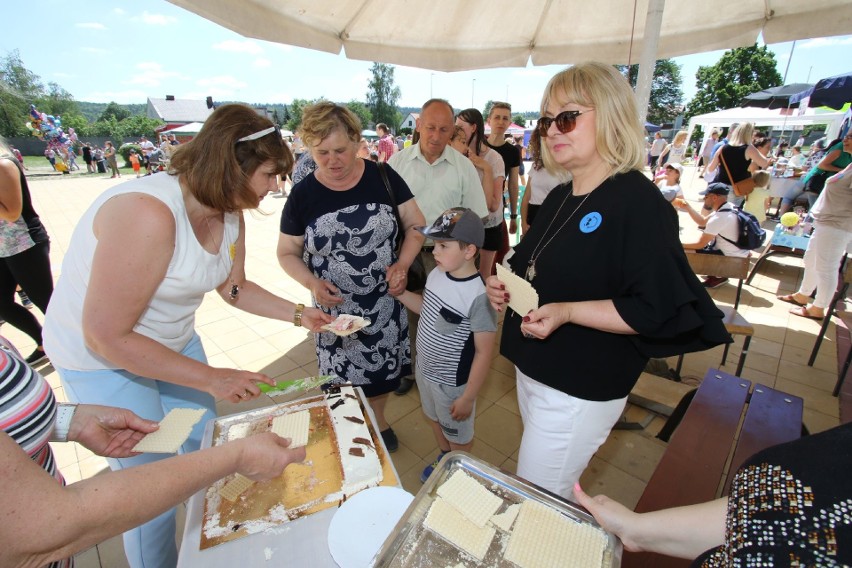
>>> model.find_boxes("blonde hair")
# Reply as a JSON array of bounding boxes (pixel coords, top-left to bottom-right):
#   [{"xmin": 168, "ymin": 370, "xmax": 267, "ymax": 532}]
[
  {"xmin": 298, "ymin": 102, "xmax": 362, "ymax": 149},
  {"xmin": 169, "ymin": 104, "xmax": 292, "ymax": 213},
  {"xmin": 539, "ymin": 62, "xmax": 645, "ymax": 177},
  {"xmin": 728, "ymin": 122, "xmax": 755, "ymax": 146},
  {"xmin": 673, "ymin": 130, "xmax": 688, "ymax": 146},
  {"xmin": 752, "ymin": 170, "xmax": 771, "ymax": 188}
]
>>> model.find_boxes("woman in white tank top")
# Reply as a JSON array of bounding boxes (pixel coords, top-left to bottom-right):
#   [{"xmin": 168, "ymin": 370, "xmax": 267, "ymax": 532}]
[{"xmin": 43, "ymin": 104, "xmax": 331, "ymax": 568}]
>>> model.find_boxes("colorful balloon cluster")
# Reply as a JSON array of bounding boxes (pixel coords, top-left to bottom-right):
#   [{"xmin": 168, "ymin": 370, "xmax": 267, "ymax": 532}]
[{"xmin": 25, "ymin": 104, "xmax": 78, "ymax": 157}]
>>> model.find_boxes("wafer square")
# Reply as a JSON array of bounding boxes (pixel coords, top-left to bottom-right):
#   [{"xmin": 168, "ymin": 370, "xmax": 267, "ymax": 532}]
[
  {"xmin": 436, "ymin": 470, "xmax": 502, "ymax": 528},
  {"xmin": 490, "ymin": 502, "xmax": 520, "ymax": 532},
  {"xmin": 496, "ymin": 263, "xmax": 539, "ymax": 317},
  {"xmin": 504, "ymin": 499, "xmax": 607, "ymax": 568},
  {"xmin": 219, "ymin": 473, "xmax": 255, "ymax": 502},
  {"xmin": 270, "ymin": 409, "xmax": 310, "ymax": 447},
  {"xmin": 423, "ymin": 497, "xmax": 496, "ymax": 561},
  {"xmin": 132, "ymin": 408, "xmax": 207, "ymax": 453}
]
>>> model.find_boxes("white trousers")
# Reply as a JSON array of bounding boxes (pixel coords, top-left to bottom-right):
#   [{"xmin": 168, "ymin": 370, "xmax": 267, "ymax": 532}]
[
  {"xmin": 515, "ymin": 368, "xmax": 627, "ymax": 500},
  {"xmin": 797, "ymin": 224, "xmax": 852, "ymax": 309}
]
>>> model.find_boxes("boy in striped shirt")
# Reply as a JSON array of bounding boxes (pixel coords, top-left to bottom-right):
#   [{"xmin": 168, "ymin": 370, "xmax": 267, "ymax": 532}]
[{"xmin": 393, "ymin": 208, "xmax": 497, "ymax": 482}]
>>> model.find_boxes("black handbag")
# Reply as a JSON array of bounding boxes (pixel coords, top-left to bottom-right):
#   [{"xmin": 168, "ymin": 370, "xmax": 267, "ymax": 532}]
[
  {"xmin": 377, "ymin": 162, "xmax": 427, "ymax": 292},
  {"xmin": 804, "ymin": 170, "xmax": 831, "ymax": 194}
]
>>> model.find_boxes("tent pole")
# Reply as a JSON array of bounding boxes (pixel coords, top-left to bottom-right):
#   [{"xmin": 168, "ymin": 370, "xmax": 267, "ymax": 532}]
[{"xmin": 635, "ymin": 0, "xmax": 665, "ymax": 126}]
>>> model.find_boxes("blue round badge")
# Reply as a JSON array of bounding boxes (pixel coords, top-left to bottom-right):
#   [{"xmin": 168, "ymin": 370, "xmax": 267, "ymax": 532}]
[{"xmin": 579, "ymin": 212, "xmax": 602, "ymax": 233}]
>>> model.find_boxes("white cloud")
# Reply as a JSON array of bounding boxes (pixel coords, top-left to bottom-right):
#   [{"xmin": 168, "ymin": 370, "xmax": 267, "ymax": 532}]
[
  {"xmin": 270, "ymin": 43, "xmax": 294, "ymax": 53},
  {"xmin": 76, "ymin": 22, "xmax": 106, "ymax": 30},
  {"xmin": 125, "ymin": 63, "xmax": 185, "ymax": 88},
  {"xmin": 85, "ymin": 89, "xmax": 149, "ymax": 104},
  {"xmin": 213, "ymin": 40, "xmax": 264, "ymax": 55},
  {"xmin": 799, "ymin": 37, "xmax": 852, "ymax": 49},
  {"xmin": 195, "ymin": 76, "xmax": 248, "ymax": 89},
  {"xmin": 139, "ymin": 11, "xmax": 178, "ymax": 26},
  {"xmin": 80, "ymin": 47, "xmax": 108, "ymax": 55},
  {"xmin": 253, "ymin": 58, "xmax": 272, "ymax": 68},
  {"xmin": 113, "ymin": 8, "xmax": 126, "ymax": 16}
]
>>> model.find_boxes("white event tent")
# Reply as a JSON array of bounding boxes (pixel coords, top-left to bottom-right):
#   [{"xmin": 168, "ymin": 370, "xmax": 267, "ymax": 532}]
[{"xmin": 685, "ymin": 107, "xmax": 846, "ymax": 145}]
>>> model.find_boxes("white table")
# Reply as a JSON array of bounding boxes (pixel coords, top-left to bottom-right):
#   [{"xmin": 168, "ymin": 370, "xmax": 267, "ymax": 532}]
[
  {"xmin": 768, "ymin": 175, "xmax": 803, "ymax": 199},
  {"xmin": 177, "ymin": 388, "xmax": 401, "ymax": 567}
]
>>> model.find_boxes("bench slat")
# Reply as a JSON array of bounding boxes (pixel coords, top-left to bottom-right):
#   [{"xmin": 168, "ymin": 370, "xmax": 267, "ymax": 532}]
[
  {"xmin": 628, "ymin": 372, "xmax": 695, "ymax": 417},
  {"xmin": 624, "ymin": 371, "xmax": 750, "ymax": 568},
  {"xmin": 723, "ymin": 382, "xmax": 803, "ymax": 494}
]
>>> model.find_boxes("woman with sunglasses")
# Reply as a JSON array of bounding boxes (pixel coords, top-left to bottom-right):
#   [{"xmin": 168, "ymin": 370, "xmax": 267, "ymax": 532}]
[
  {"xmin": 42, "ymin": 104, "xmax": 330, "ymax": 568},
  {"xmin": 486, "ymin": 62, "xmax": 729, "ymax": 500},
  {"xmin": 454, "ymin": 108, "xmax": 505, "ymax": 278}
]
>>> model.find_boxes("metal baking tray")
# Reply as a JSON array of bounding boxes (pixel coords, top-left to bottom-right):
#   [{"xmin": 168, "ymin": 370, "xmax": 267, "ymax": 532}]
[{"xmin": 372, "ymin": 452, "xmax": 622, "ymax": 567}]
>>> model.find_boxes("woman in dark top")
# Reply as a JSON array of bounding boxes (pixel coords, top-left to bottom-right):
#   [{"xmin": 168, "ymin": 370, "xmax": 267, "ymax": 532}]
[
  {"xmin": 0, "ymin": 137, "xmax": 52, "ymax": 365},
  {"xmin": 706, "ymin": 122, "xmax": 772, "ymax": 206},
  {"xmin": 486, "ymin": 62, "xmax": 729, "ymax": 500},
  {"xmin": 278, "ymin": 102, "xmax": 426, "ymax": 453},
  {"xmin": 577, "ymin": 422, "xmax": 852, "ymax": 566}
]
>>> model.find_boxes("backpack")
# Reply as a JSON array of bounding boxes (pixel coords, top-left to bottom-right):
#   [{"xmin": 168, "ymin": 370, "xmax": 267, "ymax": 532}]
[{"xmin": 718, "ymin": 207, "xmax": 766, "ymax": 251}]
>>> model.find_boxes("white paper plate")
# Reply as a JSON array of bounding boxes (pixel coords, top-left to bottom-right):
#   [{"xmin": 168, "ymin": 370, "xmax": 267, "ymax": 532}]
[{"xmin": 328, "ymin": 486, "xmax": 414, "ymax": 568}]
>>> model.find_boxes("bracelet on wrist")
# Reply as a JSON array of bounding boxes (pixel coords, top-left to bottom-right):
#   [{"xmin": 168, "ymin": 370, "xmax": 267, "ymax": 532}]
[
  {"xmin": 52, "ymin": 403, "xmax": 78, "ymax": 443},
  {"xmin": 510, "ymin": 214, "xmax": 518, "ymax": 219},
  {"xmin": 293, "ymin": 303, "xmax": 305, "ymax": 327}
]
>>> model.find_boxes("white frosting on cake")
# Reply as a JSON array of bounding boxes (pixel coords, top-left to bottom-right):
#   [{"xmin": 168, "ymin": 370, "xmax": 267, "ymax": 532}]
[{"xmin": 327, "ymin": 385, "xmax": 384, "ymax": 495}]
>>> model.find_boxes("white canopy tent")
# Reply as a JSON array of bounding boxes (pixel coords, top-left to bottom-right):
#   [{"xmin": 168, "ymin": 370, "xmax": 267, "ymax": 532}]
[
  {"xmin": 166, "ymin": 122, "xmax": 206, "ymax": 134},
  {"xmin": 685, "ymin": 107, "xmax": 846, "ymax": 147}
]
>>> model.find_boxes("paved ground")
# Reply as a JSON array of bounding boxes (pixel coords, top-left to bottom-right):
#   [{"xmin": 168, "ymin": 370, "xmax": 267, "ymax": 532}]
[{"xmin": 9, "ymin": 162, "xmax": 842, "ymax": 567}]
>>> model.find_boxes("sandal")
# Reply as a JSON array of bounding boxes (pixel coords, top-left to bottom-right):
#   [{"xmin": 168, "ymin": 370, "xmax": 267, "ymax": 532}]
[
  {"xmin": 789, "ymin": 306, "xmax": 824, "ymax": 320},
  {"xmin": 777, "ymin": 293, "xmax": 807, "ymax": 307}
]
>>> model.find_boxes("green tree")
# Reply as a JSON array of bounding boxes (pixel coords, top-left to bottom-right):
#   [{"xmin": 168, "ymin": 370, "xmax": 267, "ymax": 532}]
[
  {"xmin": 116, "ymin": 115, "xmax": 165, "ymax": 140},
  {"xmin": 366, "ymin": 63, "xmax": 401, "ymax": 129},
  {"xmin": 345, "ymin": 100, "xmax": 373, "ymax": 130},
  {"xmin": 512, "ymin": 113, "xmax": 526, "ymax": 128},
  {"xmin": 0, "ymin": 50, "xmax": 45, "ymax": 137},
  {"xmin": 272, "ymin": 109, "xmax": 281, "ymax": 126},
  {"xmin": 685, "ymin": 44, "xmax": 782, "ymax": 119},
  {"xmin": 617, "ymin": 59, "xmax": 685, "ymax": 126},
  {"xmin": 39, "ymin": 82, "xmax": 79, "ymax": 119},
  {"xmin": 483, "ymin": 100, "xmax": 494, "ymax": 119},
  {"xmin": 285, "ymin": 98, "xmax": 327, "ymax": 133},
  {"xmin": 98, "ymin": 101, "xmax": 131, "ymax": 122}
]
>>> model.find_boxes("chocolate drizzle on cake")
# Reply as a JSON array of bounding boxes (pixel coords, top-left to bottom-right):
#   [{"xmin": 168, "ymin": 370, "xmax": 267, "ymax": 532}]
[
  {"xmin": 344, "ymin": 415, "xmax": 365, "ymax": 424},
  {"xmin": 330, "ymin": 398, "xmax": 345, "ymax": 410},
  {"xmin": 353, "ymin": 436, "xmax": 374, "ymax": 450},
  {"xmin": 348, "ymin": 447, "xmax": 365, "ymax": 457},
  {"xmin": 345, "ymin": 393, "xmax": 357, "ymax": 400}
]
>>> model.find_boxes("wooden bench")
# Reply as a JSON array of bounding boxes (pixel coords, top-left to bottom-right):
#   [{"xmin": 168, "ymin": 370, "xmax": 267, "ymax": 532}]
[
  {"xmin": 677, "ymin": 253, "xmax": 754, "ymax": 376},
  {"xmin": 623, "ymin": 368, "xmax": 803, "ymax": 568},
  {"xmin": 617, "ymin": 372, "xmax": 696, "ymax": 430}
]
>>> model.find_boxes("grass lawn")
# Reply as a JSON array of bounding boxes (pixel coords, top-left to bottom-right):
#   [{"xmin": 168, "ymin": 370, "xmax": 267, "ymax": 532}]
[{"xmin": 21, "ymin": 155, "xmax": 134, "ymax": 177}]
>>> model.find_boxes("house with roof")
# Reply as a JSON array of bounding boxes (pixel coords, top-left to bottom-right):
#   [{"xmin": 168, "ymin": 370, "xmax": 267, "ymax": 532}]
[
  {"xmin": 147, "ymin": 97, "xmax": 214, "ymax": 132},
  {"xmin": 399, "ymin": 112, "xmax": 418, "ymax": 131}
]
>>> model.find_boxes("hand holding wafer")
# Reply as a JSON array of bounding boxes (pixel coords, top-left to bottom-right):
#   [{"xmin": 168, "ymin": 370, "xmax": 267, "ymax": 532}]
[
  {"xmin": 520, "ymin": 302, "xmax": 570, "ymax": 340},
  {"xmin": 68, "ymin": 404, "xmax": 160, "ymax": 458},
  {"xmin": 233, "ymin": 432, "xmax": 307, "ymax": 481},
  {"xmin": 495, "ymin": 264, "xmax": 539, "ymax": 317}
]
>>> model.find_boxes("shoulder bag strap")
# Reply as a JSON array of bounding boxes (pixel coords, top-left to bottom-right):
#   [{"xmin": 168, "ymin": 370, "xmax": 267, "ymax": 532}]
[
  {"xmin": 718, "ymin": 148, "xmax": 735, "ymax": 185},
  {"xmin": 377, "ymin": 162, "xmax": 404, "ymax": 252}
]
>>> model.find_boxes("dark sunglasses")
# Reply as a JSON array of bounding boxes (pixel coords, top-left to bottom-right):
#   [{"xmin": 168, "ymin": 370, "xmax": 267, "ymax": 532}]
[{"xmin": 536, "ymin": 109, "xmax": 593, "ymax": 136}]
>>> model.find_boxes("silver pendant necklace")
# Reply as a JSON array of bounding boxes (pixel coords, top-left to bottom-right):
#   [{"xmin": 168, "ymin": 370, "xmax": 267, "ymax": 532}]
[{"xmin": 525, "ymin": 189, "xmax": 592, "ymax": 282}]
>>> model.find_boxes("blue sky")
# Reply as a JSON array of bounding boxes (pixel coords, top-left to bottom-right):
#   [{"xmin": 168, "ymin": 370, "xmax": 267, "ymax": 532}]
[{"xmin": 3, "ymin": 1, "xmax": 851, "ymax": 114}]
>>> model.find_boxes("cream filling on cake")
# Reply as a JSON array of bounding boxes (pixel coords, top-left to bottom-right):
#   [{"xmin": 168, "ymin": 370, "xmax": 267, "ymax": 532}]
[{"xmin": 327, "ymin": 385, "xmax": 384, "ymax": 495}]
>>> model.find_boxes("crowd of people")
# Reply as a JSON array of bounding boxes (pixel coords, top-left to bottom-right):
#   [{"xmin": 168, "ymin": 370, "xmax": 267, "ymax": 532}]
[{"xmin": 2, "ymin": 60, "xmax": 852, "ymax": 567}]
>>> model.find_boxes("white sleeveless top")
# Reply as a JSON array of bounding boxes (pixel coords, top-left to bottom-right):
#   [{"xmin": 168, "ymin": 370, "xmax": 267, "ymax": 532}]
[{"xmin": 44, "ymin": 174, "xmax": 240, "ymax": 371}]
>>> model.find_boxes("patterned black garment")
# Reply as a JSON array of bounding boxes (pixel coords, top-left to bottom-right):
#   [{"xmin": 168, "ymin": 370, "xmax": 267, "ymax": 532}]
[{"xmin": 694, "ymin": 422, "xmax": 852, "ymax": 567}]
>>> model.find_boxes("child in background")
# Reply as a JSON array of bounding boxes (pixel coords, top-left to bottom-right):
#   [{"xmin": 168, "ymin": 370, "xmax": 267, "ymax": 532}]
[
  {"xmin": 743, "ymin": 170, "xmax": 772, "ymax": 224},
  {"xmin": 129, "ymin": 149, "xmax": 141, "ymax": 178},
  {"xmin": 391, "ymin": 208, "xmax": 497, "ymax": 482},
  {"xmin": 656, "ymin": 162, "xmax": 684, "ymax": 203}
]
